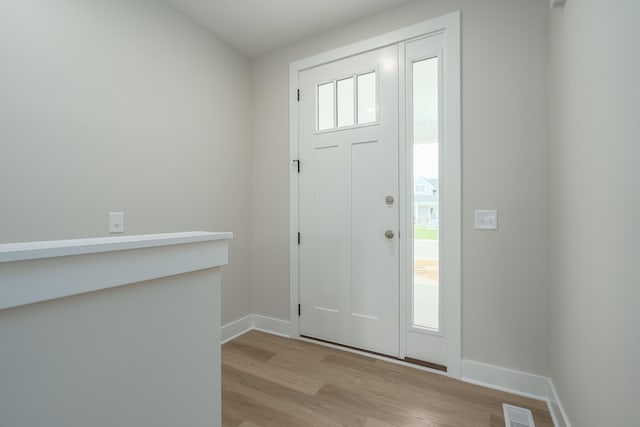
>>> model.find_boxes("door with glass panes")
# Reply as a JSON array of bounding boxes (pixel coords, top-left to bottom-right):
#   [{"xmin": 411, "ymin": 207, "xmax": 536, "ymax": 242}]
[
  {"xmin": 297, "ymin": 31, "xmax": 454, "ymax": 369},
  {"xmin": 298, "ymin": 45, "xmax": 400, "ymax": 356}
]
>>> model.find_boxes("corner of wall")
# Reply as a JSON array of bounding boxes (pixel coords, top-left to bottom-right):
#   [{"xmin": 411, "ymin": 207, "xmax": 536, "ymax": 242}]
[
  {"xmin": 461, "ymin": 359, "xmax": 571, "ymax": 427},
  {"xmin": 221, "ymin": 314, "xmax": 291, "ymax": 344}
]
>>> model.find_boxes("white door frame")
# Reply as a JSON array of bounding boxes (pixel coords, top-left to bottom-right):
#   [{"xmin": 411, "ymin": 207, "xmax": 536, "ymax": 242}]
[{"xmin": 289, "ymin": 11, "xmax": 461, "ymax": 378}]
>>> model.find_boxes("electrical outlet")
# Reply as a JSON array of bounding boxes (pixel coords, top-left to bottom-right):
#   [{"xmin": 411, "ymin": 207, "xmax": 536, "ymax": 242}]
[{"xmin": 109, "ymin": 212, "xmax": 125, "ymax": 233}]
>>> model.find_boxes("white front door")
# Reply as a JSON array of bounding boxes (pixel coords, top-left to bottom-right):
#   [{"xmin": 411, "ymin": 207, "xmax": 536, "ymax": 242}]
[{"xmin": 298, "ymin": 45, "xmax": 400, "ymax": 356}]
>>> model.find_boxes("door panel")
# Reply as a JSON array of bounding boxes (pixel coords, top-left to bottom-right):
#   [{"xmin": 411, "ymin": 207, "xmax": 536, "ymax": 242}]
[
  {"xmin": 312, "ymin": 144, "xmax": 346, "ymax": 314},
  {"xmin": 299, "ymin": 45, "xmax": 399, "ymax": 356}
]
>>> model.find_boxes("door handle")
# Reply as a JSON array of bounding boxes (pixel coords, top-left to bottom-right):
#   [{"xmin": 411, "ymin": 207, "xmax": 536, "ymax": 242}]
[{"xmin": 385, "ymin": 230, "xmax": 395, "ymax": 239}]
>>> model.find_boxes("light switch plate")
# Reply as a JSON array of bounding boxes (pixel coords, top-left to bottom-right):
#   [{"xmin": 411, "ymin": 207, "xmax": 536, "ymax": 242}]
[
  {"xmin": 475, "ymin": 210, "xmax": 497, "ymax": 230},
  {"xmin": 109, "ymin": 212, "xmax": 125, "ymax": 233}
]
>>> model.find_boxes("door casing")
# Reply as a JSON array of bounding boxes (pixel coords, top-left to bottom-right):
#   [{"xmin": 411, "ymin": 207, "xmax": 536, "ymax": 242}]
[{"xmin": 289, "ymin": 12, "xmax": 461, "ymax": 378}]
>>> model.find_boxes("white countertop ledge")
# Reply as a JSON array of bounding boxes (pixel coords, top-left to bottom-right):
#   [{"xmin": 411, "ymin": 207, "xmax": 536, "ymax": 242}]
[
  {"xmin": 0, "ymin": 231, "xmax": 233, "ymax": 263},
  {"xmin": 0, "ymin": 232, "xmax": 233, "ymax": 310}
]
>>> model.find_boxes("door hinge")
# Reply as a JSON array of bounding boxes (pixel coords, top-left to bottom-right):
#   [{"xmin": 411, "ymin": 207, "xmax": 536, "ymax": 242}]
[
  {"xmin": 298, "ymin": 304, "xmax": 301, "ymax": 316},
  {"xmin": 297, "ymin": 232, "xmax": 301, "ymax": 245},
  {"xmin": 297, "ymin": 89, "xmax": 300, "ymax": 102},
  {"xmin": 293, "ymin": 159, "xmax": 300, "ymax": 173}
]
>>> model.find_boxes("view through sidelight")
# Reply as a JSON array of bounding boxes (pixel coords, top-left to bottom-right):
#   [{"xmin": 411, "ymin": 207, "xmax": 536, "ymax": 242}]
[{"xmin": 412, "ymin": 56, "xmax": 439, "ymax": 331}]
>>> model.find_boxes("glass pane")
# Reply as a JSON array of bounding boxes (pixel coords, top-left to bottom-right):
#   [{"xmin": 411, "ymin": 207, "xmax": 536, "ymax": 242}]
[
  {"xmin": 337, "ymin": 77, "xmax": 355, "ymax": 127},
  {"xmin": 317, "ymin": 82, "xmax": 334, "ymax": 131},
  {"xmin": 412, "ymin": 57, "xmax": 439, "ymax": 330},
  {"xmin": 357, "ymin": 72, "xmax": 376, "ymax": 124}
]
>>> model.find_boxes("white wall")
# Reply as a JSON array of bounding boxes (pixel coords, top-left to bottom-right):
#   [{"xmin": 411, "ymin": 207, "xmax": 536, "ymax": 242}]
[
  {"xmin": 548, "ymin": 1, "xmax": 640, "ymax": 425},
  {"xmin": 251, "ymin": 0, "xmax": 550, "ymax": 376},
  {"xmin": 0, "ymin": 269, "xmax": 221, "ymax": 427},
  {"xmin": 0, "ymin": 0, "xmax": 252, "ymax": 323}
]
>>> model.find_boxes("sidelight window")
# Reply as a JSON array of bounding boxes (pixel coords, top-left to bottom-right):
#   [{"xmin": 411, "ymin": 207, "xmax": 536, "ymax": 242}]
[{"xmin": 412, "ymin": 56, "xmax": 440, "ymax": 332}]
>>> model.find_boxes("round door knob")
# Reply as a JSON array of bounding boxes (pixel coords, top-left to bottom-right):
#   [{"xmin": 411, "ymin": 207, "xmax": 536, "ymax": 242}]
[{"xmin": 385, "ymin": 230, "xmax": 395, "ymax": 239}]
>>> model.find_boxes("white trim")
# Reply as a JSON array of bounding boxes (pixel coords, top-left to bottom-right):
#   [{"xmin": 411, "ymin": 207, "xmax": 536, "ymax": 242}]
[
  {"xmin": 440, "ymin": 11, "xmax": 462, "ymax": 379},
  {"xmin": 462, "ymin": 359, "xmax": 551, "ymax": 400},
  {"xmin": 221, "ymin": 314, "xmax": 292, "ymax": 344},
  {"xmin": 547, "ymin": 379, "xmax": 572, "ymax": 427},
  {"xmin": 0, "ymin": 231, "xmax": 232, "ymax": 263},
  {"xmin": 289, "ymin": 11, "xmax": 461, "ymax": 379},
  {"xmin": 462, "ymin": 359, "xmax": 572, "ymax": 427},
  {"xmin": 289, "ymin": 69, "xmax": 301, "ymax": 339},
  {"xmin": 253, "ymin": 314, "xmax": 291, "ymax": 337},
  {"xmin": 221, "ymin": 315, "xmax": 254, "ymax": 344},
  {"xmin": 290, "ymin": 13, "xmax": 458, "ymax": 73},
  {"xmin": 397, "ymin": 36, "xmax": 408, "ymax": 360}
]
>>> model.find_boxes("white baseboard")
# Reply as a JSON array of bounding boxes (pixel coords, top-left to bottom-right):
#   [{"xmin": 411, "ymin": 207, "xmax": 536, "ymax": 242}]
[
  {"xmin": 253, "ymin": 314, "xmax": 291, "ymax": 337},
  {"xmin": 462, "ymin": 359, "xmax": 571, "ymax": 427},
  {"xmin": 220, "ymin": 314, "xmax": 254, "ymax": 344},
  {"xmin": 221, "ymin": 314, "xmax": 291, "ymax": 344},
  {"xmin": 462, "ymin": 359, "xmax": 550, "ymax": 400},
  {"xmin": 547, "ymin": 379, "xmax": 571, "ymax": 427}
]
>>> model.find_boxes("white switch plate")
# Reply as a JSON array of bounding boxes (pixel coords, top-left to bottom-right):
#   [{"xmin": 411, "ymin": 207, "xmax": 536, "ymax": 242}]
[
  {"xmin": 475, "ymin": 210, "xmax": 498, "ymax": 230},
  {"xmin": 109, "ymin": 212, "xmax": 125, "ymax": 233}
]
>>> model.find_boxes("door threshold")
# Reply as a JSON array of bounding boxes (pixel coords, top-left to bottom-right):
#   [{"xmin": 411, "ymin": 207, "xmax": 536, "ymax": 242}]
[
  {"xmin": 403, "ymin": 356, "xmax": 447, "ymax": 372},
  {"xmin": 300, "ymin": 335, "xmax": 447, "ymax": 372}
]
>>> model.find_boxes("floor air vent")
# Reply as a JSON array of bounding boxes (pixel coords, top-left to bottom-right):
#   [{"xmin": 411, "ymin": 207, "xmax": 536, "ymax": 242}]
[{"xmin": 503, "ymin": 403, "xmax": 535, "ymax": 427}]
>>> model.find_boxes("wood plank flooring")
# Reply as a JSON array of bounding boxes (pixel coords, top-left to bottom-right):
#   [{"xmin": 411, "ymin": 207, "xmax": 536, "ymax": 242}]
[{"xmin": 222, "ymin": 331, "xmax": 553, "ymax": 427}]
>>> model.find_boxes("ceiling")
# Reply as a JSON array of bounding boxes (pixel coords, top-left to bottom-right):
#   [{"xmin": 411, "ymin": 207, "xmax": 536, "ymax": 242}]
[{"xmin": 167, "ymin": 0, "xmax": 413, "ymax": 58}]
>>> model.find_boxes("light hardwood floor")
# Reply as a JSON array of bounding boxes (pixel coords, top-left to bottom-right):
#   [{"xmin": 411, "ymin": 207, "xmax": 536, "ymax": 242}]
[{"xmin": 222, "ymin": 331, "xmax": 553, "ymax": 427}]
